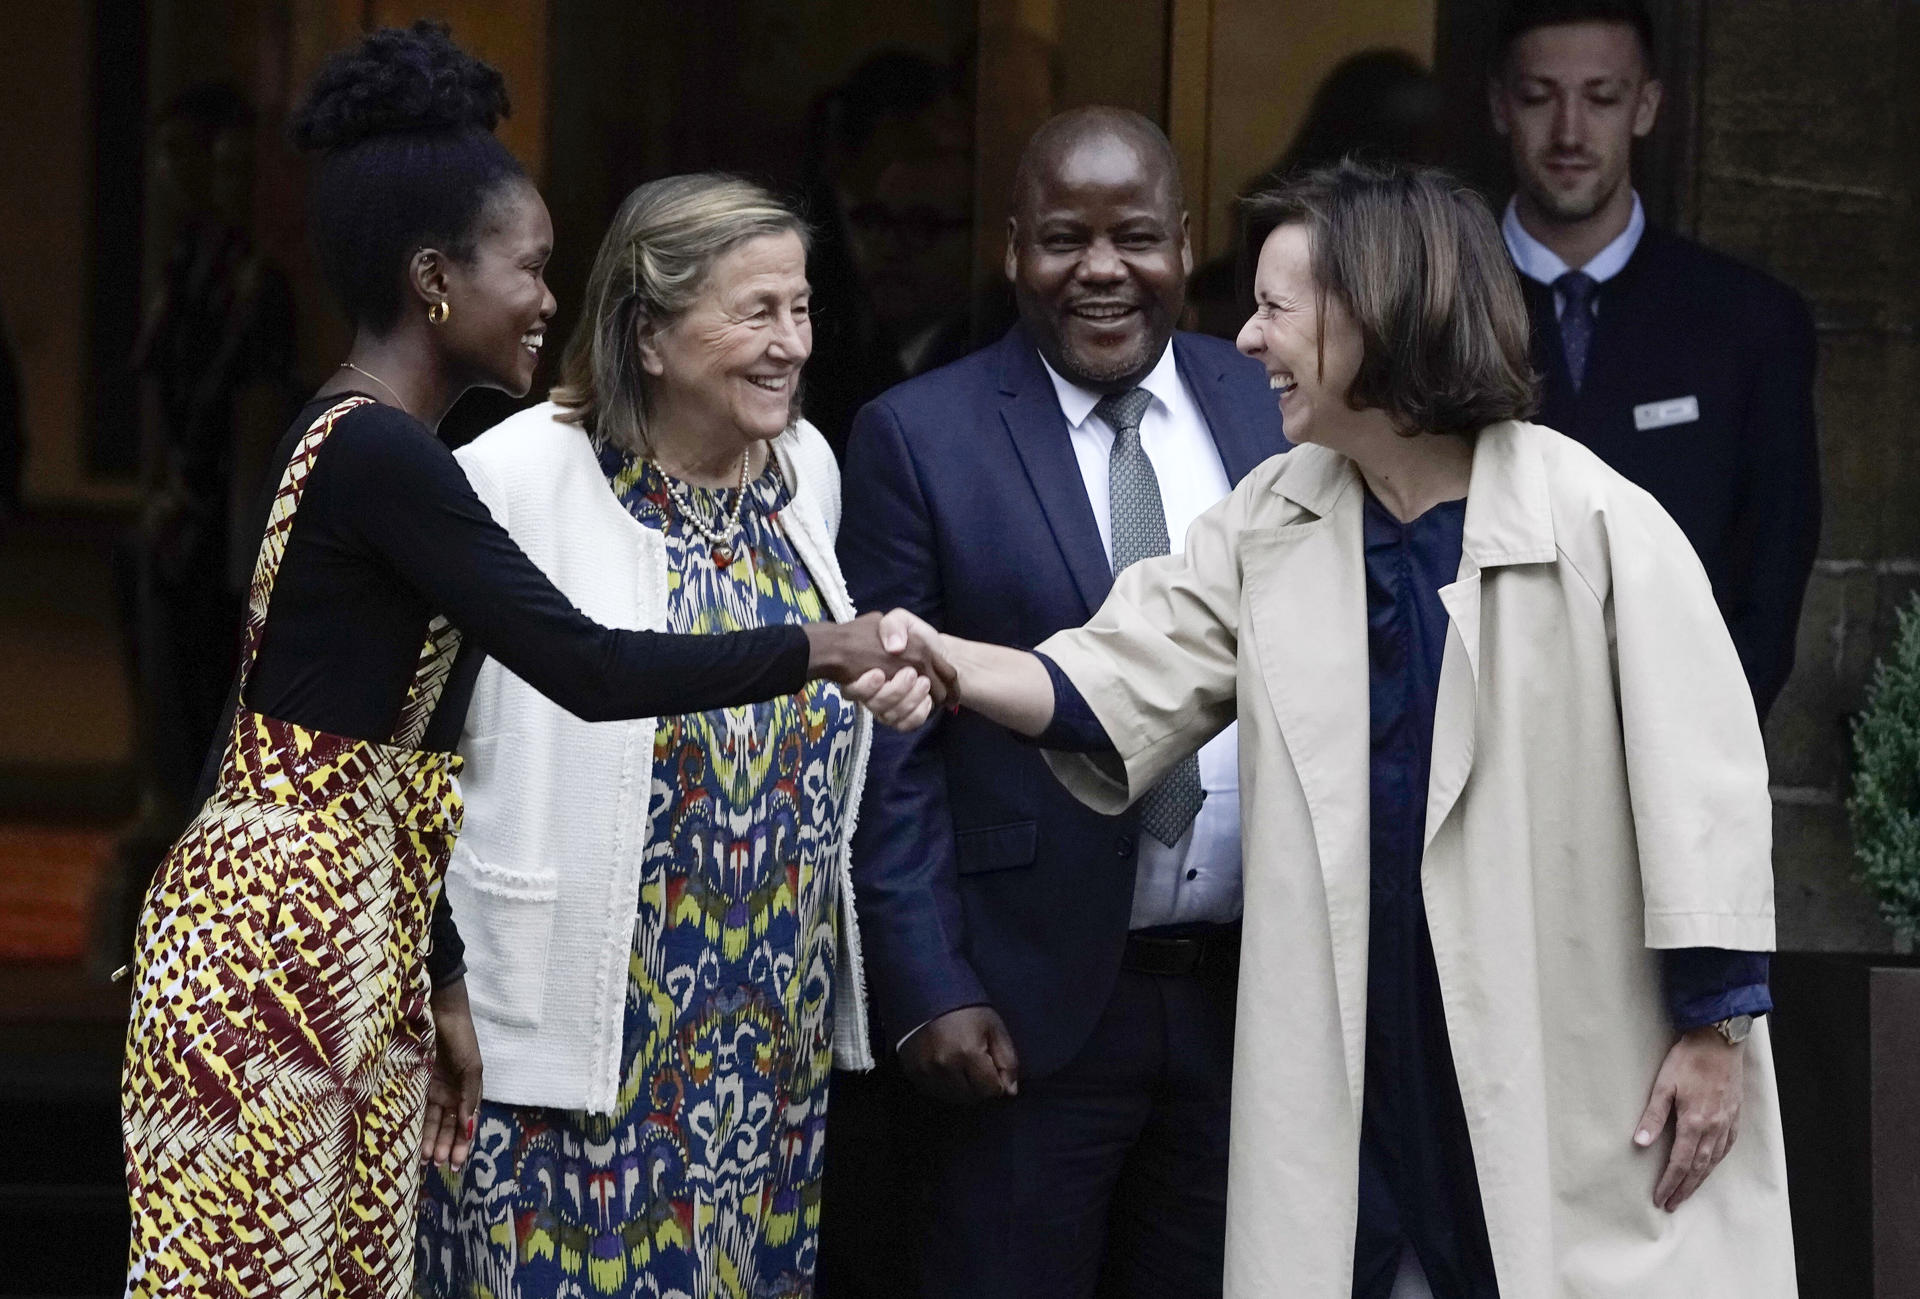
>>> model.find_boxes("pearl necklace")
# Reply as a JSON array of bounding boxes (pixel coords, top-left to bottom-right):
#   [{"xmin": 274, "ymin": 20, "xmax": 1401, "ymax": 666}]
[{"xmin": 660, "ymin": 449, "xmax": 753, "ymax": 568}]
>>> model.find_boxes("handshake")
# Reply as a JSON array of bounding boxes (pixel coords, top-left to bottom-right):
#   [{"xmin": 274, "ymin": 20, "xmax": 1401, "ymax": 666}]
[{"xmin": 804, "ymin": 609, "xmax": 953, "ymax": 730}]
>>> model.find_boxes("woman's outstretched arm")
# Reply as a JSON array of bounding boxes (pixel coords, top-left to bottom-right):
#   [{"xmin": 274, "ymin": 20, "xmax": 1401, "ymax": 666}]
[{"xmin": 909, "ymin": 618, "xmax": 1058, "ymax": 737}]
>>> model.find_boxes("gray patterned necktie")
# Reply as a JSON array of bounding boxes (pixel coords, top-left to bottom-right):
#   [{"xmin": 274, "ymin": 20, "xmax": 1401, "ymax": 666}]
[
  {"xmin": 1555, "ymin": 270, "xmax": 1598, "ymax": 394},
  {"xmin": 1095, "ymin": 387, "xmax": 1206, "ymax": 848}
]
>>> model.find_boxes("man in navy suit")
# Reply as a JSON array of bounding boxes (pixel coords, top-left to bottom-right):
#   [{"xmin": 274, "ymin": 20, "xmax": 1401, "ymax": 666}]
[
  {"xmin": 1490, "ymin": 0, "xmax": 1821, "ymax": 721},
  {"xmin": 836, "ymin": 107, "xmax": 1287, "ymax": 1298}
]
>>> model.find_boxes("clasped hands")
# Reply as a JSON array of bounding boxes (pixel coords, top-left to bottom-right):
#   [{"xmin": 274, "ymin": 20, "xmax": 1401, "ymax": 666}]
[{"xmin": 807, "ymin": 609, "xmax": 956, "ymax": 730}]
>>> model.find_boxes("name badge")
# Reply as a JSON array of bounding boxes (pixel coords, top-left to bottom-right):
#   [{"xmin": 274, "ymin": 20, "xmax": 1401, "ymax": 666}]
[{"xmin": 1634, "ymin": 395, "xmax": 1700, "ymax": 430}]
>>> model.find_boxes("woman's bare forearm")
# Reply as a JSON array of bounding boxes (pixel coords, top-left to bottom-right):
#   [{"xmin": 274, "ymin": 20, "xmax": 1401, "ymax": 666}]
[{"xmin": 940, "ymin": 634, "xmax": 1056, "ymax": 736}]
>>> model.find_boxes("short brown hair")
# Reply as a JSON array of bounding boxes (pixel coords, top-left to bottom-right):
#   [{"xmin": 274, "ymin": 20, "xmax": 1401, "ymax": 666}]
[
  {"xmin": 552, "ymin": 173, "xmax": 809, "ymax": 455},
  {"xmin": 1241, "ymin": 161, "xmax": 1537, "ymax": 438}
]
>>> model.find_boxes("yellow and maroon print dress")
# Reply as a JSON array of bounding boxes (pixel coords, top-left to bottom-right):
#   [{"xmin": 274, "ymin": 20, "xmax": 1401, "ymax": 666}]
[
  {"xmin": 122, "ymin": 397, "xmax": 464, "ymax": 1296},
  {"xmin": 415, "ymin": 452, "xmax": 857, "ymax": 1299}
]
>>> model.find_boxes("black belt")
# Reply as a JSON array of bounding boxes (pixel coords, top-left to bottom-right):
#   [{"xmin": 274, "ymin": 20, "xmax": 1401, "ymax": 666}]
[{"xmin": 1121, "ymin": 924, "xmax": 1241, "ymax": 979}]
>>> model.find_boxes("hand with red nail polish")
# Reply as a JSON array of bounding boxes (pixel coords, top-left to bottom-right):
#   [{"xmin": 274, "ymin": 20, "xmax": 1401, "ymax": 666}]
[{"xmin": 425, "ymin": 978, "xmax": 485, "ymax": 1171}]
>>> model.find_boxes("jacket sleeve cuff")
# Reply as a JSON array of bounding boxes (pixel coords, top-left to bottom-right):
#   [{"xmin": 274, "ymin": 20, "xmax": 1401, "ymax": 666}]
[
  {"xmin": 875, "ymin": 966, "xmax": 992, "ymax": 1054},
  {"xmin": 1643, "ymin": 909, "xmax": 1775, "ymax": 951},
  {"xmin": 426, "ymin": 891, "xmax": 466, "ymax": 989},
  {"xmin": 1662, "ymin": 948, "xmax": 1773, "ymax": 1031},
  {"xmin": 1025, "ymin": 653, "xmax": 1117, "ymax": 752},
  {"xmin": 895, "ymin": 1002, "xmax": 993, "ymax": 1053}
]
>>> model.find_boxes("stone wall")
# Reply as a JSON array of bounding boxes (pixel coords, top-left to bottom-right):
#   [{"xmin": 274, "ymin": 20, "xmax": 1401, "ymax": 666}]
[{"xmin": 1694, "ymin": 0, "xmax": 1920, "ymax": 953}]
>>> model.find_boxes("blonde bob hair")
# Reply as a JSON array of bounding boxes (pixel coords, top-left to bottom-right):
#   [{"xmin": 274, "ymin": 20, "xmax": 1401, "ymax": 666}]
[{"xmin": 553, "ymin": 173, "xmax": 811, "ymax": 455}]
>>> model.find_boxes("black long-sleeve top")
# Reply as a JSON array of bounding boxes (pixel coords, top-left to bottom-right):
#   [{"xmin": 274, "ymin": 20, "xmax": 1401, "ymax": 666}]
[{"xmin": 199, "ymin": 394, "xmax": 813, "ymax": 982}]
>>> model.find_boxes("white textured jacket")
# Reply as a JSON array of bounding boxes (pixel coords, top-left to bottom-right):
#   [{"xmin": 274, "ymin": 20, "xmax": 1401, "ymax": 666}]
[{"xmin": 448, "ymin": 403, "xmax": 873, "ymax": 1115}]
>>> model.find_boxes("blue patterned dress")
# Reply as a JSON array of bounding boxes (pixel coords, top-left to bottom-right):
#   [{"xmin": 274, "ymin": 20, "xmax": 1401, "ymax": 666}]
[{"xmin": 416, "ymin": 448, "xmax": 857, "ymax": 1299}]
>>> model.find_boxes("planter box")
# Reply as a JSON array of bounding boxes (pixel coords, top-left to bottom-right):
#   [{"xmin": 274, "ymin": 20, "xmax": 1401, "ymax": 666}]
[
  {"xmin": 1774, "ymin": 954, "xmax": 1920, "ymax": 1298},
  {"xmin": 1873, "ymin": 966, "xmax": 1920, "ymax": 1299}
]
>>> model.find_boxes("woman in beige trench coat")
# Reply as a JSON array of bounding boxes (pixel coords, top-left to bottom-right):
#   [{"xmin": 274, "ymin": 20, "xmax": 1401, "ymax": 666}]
[{"xmin": 884, "ymin": 162, "xmax": 1794, "ymax": 1298}]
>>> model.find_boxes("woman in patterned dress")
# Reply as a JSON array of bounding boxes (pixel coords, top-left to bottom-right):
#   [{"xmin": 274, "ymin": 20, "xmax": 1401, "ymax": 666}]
[
  {"xmin": 414, "ymin": 177, "xmax": 873, "ymax": 1299},
  {"xmin": 121, "ymin": 29, "xmax": 944, "ymax": 1299}
]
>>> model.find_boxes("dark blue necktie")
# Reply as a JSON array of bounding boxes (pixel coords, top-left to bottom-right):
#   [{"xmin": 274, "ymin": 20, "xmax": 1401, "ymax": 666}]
[{"xmin": 1554, "ymin": 270, "xmax": 1598, "ymax": 394}]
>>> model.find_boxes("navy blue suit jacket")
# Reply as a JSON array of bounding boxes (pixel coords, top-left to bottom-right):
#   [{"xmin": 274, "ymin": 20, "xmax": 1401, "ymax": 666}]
[
  {"xmin": 1522, "ymin": 224, "xmax": 1820, "ymax": 720},
  {"xmin": 837, "ymin": 326, "xmax": 1288, "ymax": 1078}
]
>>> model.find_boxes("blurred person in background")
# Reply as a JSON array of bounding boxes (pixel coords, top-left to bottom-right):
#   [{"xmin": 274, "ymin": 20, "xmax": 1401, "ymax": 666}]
[
  {"xmin": 104, "ymin": 81, "xmax": 298, "ymax": 964},
  {"xmin": 127, "ymin": 81, "xmax": 298, "ymax": 799},
  {"xmin": 1186, "ymin": 50, "xmax": 1442, "ymax": 339},
  {"xmin": 846, "ymin": 147, "xmax": 976, "ymax": 385},
  {"xmin": 799, "ymin": 49, "xmax": 982, "ymax": 454},
  {"xmin": 1245, "ymin": 50, "xmax": 1445, "ymax": 194},
  {"xmin": 414, "ymin": 174, "xmax": 879, "ymax": 1299},
  {"xmin": 1490, "ymin": 0, "xmax": 1819, "ymax": 722}
]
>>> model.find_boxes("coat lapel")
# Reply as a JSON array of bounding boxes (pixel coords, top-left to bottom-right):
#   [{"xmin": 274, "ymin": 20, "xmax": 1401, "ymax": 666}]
[
  {"xmin": 1241, "ymin": 449, "xmax": 1372, "ymax": 1115},
  {"xmin": 1427, "ymin": 569, "xmax": 1480, "ymax": 848},
  {"xmin": 996, "ymin": 330, "xmax": 1114, "ymax": 617},
  {"xmin": 1173, "ymin": 333, "xmax": 1287, "ymax": 486},
  {"xmin": 1425, "ymin": 423, "xmax": 1558, "ymax": 848}
]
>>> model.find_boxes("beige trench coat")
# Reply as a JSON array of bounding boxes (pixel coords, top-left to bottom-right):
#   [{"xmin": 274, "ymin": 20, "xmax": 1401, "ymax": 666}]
[{"xmin": 1038, "ymin": 421, "xmax": 1794, "ymax": 1297}]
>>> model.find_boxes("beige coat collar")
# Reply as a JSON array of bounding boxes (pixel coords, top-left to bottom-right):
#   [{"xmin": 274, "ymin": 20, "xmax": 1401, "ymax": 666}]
[{"xmin": 1267, "ymin": 421, "xmax": 1557, "ymax": 571}]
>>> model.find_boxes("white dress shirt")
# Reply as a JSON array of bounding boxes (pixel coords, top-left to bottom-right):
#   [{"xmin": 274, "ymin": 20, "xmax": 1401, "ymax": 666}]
[
  {"xmin": 1502, "ymin": 191, "xmax": 1645, "ymax": 317},
  {"xmin": 1041, "ymin": 344, "xmax": 1243, "ymax": 929}
]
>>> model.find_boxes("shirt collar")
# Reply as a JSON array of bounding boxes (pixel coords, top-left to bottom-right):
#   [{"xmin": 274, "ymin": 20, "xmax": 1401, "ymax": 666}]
[
  {"xmin": 1502, "ymin": 191, "xmax": 1645, "ymax": 285},
  {"xmin": 1040, "ymin": 340, "xmax": 1181, "ymax": 430}
]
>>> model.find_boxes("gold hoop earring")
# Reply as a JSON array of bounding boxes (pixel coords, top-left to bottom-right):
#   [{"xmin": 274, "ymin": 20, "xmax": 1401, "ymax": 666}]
[{"xmin": 428, "ymin": 301, "xmax": 451, "ymax": 326}]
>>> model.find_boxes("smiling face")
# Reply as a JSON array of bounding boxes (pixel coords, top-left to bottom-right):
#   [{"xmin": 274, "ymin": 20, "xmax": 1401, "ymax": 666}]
[
  {"xmin": 438, "ymin": 180, "xmax": 557, "ymax": 398},
  {"xmin": 1235, "ymin": 222, "xmax": 1367, "ymax": 450},
  {"xmin": 640, "ymin": 229, "xmax": 813, "ymax": 450},
  {"xmin": 1006, "ymin": 131, "xmax": 1191, "ymax": 393},
  {"xmin": 1491, "ymin": 21, "xmax": 1661, "ymax": 226}
]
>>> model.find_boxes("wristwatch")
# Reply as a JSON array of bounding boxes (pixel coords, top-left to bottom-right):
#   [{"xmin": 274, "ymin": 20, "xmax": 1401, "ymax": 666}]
[{"xmin": 1713, "ymin": 1014, "xmax": 1754, "ymax": 1046}]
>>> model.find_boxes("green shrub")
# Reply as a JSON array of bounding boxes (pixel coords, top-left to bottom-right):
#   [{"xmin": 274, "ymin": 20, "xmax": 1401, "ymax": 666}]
[{"xmin": 1849, "ymin": 592, "xmax": 1920, "ymax": 945}]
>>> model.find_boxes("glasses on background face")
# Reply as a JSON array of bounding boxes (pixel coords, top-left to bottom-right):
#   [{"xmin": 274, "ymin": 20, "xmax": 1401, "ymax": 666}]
[{"xmin": 848, "ymin": 202, "xmax": 972, "ymax": 251}]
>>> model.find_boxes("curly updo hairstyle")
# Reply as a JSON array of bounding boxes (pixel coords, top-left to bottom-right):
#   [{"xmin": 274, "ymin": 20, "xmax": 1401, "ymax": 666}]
[{"xmin": 290, "ymin": 20, "xmax": 526, "ymax": 333}]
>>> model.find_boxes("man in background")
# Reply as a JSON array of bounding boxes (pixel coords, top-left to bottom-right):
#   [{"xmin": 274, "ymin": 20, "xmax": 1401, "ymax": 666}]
[
  {"xmin": 1491, "ymin": 0, "xmax": 1820, "ymax": 722},
  {"xmin": 800, "ymin": 50, "xmax": 981, "ymax": 455}
]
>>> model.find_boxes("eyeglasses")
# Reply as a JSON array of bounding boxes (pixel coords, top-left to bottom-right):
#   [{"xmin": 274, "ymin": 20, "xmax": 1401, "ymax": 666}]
[{"xmin": 847, "ymin": 202, "xmax": 972, "ymax": 249}]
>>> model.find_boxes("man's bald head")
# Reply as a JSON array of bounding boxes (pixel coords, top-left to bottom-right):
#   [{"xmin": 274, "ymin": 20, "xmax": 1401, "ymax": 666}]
[
  {"xmin": 1005, "ymin": 106, "xmax": 1193, "ymax": 392},
  {"xmin": 1011, "ymin": 106, "xmax": 1184, "ymax": 223}
]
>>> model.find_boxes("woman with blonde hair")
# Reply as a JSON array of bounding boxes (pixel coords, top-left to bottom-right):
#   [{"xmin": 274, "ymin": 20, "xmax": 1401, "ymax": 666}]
[{"xmin": 415, "ymin": 174, "xmax": 878, "ymax": 1298}]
